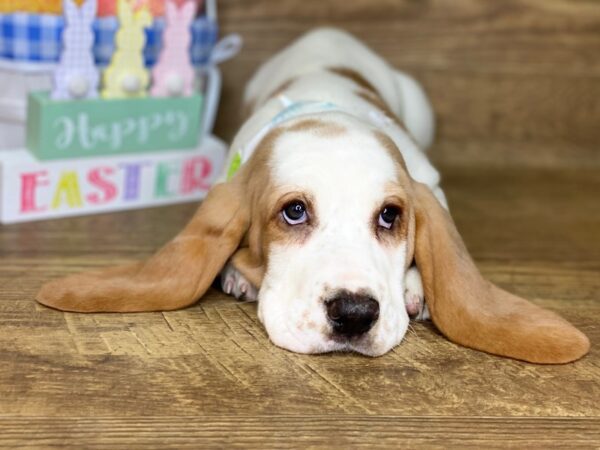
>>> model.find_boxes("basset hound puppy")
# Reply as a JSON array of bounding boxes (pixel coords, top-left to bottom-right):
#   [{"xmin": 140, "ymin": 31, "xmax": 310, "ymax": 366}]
[{"xmin": 37, "ymin": 28, "xmax": 590, "ymax": 363}]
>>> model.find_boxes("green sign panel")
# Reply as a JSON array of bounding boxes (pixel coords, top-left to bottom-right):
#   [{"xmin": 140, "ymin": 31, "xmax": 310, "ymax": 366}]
[{"xmin": 27, "ymin": 91, "xmax": 203, "ymax": 160}]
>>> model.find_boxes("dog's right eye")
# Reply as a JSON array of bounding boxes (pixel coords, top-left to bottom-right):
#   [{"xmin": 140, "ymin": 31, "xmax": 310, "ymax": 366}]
[
  {"xmin": 282, "ymin": 201, "xmax": 308, "ymax": 225},
  {"xmin": 378, "ymin": 205, "xmax": 401, "ymax": 230}
]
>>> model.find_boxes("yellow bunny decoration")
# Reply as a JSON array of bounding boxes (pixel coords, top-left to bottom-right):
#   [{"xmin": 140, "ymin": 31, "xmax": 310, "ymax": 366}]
[{"xmin": 102, "ymin": 0, "xmax": 152, "ymax": 99}]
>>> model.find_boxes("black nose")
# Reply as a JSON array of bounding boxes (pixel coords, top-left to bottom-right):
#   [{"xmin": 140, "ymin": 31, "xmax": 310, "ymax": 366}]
[{"xmin": 326, "ymin": 293, "xmax": 380, "ymax": 337}]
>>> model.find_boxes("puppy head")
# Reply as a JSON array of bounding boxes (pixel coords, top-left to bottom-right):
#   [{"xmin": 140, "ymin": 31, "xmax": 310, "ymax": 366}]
[
  {"xmin": 37, "ymin": 113, "xmax": 590, "ymax": 363},
  {"xmin": 251, "ymin": 115, "xmax": 413, "ymax": 356}
]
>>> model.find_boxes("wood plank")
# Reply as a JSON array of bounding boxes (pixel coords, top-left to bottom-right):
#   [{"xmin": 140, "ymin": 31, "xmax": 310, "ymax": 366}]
[
  {"xmin": 215, "ymin": 0, "xmax": 600, "ymax": 166},
  {"xmin": 0, "ymin": 417, "xmax": 598, "ymax": 449},
  {"xmin": 1, "ymin": 298, "xmax": 597, "ymax": 417}
]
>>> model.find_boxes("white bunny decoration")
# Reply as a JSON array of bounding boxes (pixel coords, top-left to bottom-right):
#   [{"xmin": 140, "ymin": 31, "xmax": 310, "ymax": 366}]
[{"xmin": 52, "ymin": 0, "xmax": 99, "ymax": 100}]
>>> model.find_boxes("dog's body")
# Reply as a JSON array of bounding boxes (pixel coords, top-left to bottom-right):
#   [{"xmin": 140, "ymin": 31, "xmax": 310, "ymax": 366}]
[
  {"xmin": 232, "ymin": 28, "xmax": 442, "ymax": 197},
  {"xmin": 36, "ymin": 29, "xmax": 590, "ymax": 364}
]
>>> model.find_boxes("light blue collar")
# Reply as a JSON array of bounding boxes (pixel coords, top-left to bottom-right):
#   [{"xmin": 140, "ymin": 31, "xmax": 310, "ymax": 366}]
[
  {"xmin": 226, "ymin": 94, "xmax": 396, "ymax": 179},
  {"xmin": 226, "ymin": 95, "xmax": 342, "ymax": 179}
]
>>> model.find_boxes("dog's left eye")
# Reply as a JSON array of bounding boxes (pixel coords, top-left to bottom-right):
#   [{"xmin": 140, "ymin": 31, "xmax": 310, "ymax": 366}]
[
  {"xmin": 282, "ymin": 200, "xmax": 308, "ymax": 225},
  {"xmin": 378, "ymin": 205, "xmax": 401, "ymax": 229}
]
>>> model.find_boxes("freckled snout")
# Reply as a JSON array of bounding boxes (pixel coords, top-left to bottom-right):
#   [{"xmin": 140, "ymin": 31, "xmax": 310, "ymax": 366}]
[{"xmin": 326, "ymin": 292, "xmax": 380, "ymax": 337}]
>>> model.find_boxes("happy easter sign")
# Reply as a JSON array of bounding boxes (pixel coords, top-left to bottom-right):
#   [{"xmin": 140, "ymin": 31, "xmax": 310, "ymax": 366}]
[
  {"xmin": 27, "ymin": 92, "xmax": 203, "ymax": 160},
  {"xmin": 0, "ymin": 135, "xmax": 226, "ymax": 224},
  {"xmin": 53, "ymin": 110, "xmax": 190, "ymax": 151}
]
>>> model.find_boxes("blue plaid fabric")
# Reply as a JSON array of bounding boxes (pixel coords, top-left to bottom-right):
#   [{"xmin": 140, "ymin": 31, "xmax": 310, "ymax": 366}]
[
  {"xmin": 0, "ymin": 13, "xmax": 218, "ymax": 67},
  {"xmin": 93, "ymin": 16, "xmax": 118, "ymax": 67},
  {"xmin": 190, "ymin": 17, "xmax": 218, "ymax": 66},
  {"xmin": 0, "ymin": 13, "xmax": 63, "ymax": 62}
]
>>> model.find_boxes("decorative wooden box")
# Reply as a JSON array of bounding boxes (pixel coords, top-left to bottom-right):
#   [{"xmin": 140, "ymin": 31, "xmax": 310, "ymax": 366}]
[{"xmin": 0, "ymin": 134, "xmax": 226, "ymax": 224}]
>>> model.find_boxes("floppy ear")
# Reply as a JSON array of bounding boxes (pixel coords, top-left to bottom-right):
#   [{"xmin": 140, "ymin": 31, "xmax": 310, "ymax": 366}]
[
  {"xmin": 412, "ymin": 182, "xmax": 590, "ymax": 364},
  {"xmin": 36, "ymin": 181, "xmax": 249, "ymax": 312},
  {"xmin": 229, "ymin": 247, "xmax": 265, "ymax": 288}
]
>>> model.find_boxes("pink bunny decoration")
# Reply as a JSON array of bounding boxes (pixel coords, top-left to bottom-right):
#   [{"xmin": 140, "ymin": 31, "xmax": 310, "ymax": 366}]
[
  {"xmin": 151, "ymin": 0, "xmax": 197, "ymax": 97},
  {"xmin": 52, "ymin": 0, "xmax": 99, "ymax": 100}
]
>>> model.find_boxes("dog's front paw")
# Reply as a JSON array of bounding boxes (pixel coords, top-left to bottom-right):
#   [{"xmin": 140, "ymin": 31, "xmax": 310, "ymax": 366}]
[
  {"xmin": 220, "ymin": 261, "xmax": 259, "ymax": 301},
  {"xmin": 404, "ymin": 266, "xmax": 430, "ymax": 320}
]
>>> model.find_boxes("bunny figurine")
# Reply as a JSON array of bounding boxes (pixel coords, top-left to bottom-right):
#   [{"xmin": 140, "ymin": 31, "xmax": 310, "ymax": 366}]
[
  {"xmin": 52, "ymin": 0, "xmax": 99, "ymax": 100},
  {"xmin": 102, "ymin": 0, "xmax": 153, "ymax": 99},
  {"xmin": 151, "ymin": 0, "xmax": 197, "ymax": 97}
]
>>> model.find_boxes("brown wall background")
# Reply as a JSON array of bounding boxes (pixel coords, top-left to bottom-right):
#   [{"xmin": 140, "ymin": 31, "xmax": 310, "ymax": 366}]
[{"xmin": 214, "ymin": 0, "xmax": 600, "ymax": 168}]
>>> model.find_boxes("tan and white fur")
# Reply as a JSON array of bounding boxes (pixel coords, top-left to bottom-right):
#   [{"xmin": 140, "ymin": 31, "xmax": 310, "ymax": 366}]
[
  {"xmin": 219, "ymin": 29, "xmax": 441, "ymax": 354},
  {"xmin": 36, "ymin": 28, "xmax": 590, "ymax": 364}
]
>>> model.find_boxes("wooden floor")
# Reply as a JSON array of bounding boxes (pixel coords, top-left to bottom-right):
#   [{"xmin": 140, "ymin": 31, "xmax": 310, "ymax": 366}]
[
  {"xmin": 1, "ymin": 168, "xmax": 599, "ymax": 448},
  {"xmin": 2, "ymin": 0, "xmax": 600, "ymax": 448}
]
